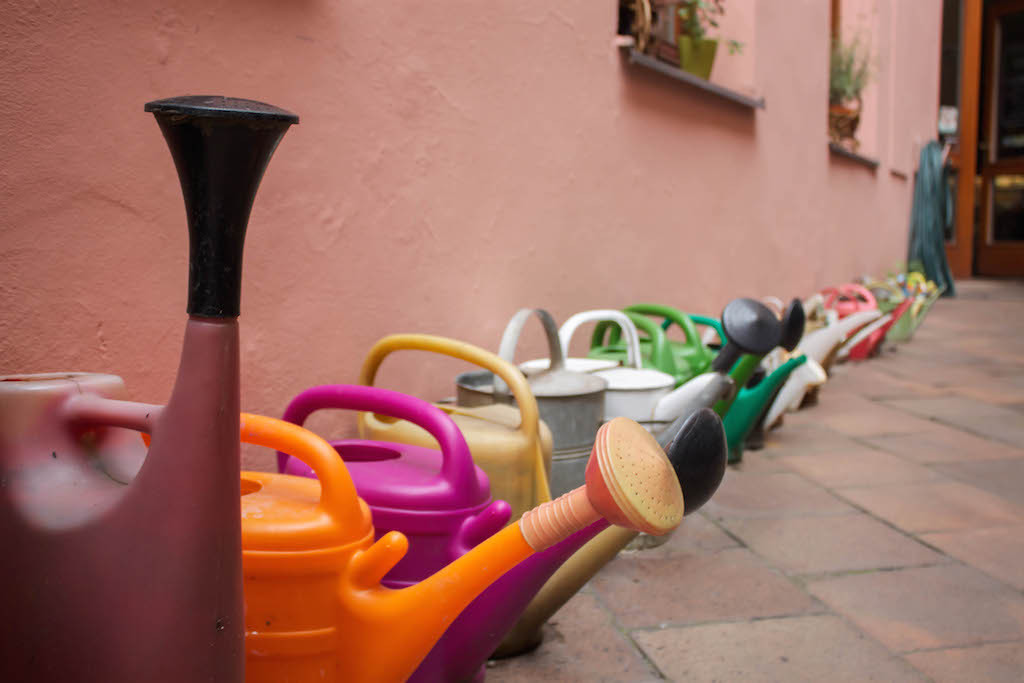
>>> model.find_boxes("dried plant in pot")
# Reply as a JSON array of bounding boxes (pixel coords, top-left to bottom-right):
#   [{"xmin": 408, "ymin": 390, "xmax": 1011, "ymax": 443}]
[{"xmin": 829, "ymin": 36, "xmax": 871, "ymax": 151}]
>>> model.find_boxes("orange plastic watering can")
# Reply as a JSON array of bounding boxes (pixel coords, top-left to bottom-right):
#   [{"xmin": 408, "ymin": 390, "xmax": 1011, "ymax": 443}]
[{"xmin": 242, "ymin": 412, "xmax": 683, "ymax": 682}]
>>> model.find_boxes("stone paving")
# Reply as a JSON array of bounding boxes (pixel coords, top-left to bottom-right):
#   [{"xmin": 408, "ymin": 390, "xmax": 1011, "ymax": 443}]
[{"xmin": 489, "ymin": 279, "xmax": 1024, "ymax": 682}]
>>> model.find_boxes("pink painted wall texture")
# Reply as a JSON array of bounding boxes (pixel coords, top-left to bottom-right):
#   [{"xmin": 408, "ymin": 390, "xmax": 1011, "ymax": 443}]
[{"xmin": 0, "ymin": 1, "xmax": 941, "ymax": 469}]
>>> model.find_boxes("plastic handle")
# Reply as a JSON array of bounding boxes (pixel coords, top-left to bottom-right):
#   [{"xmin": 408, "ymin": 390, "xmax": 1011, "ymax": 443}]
[
  {"xmin": 61, "ymin": 394, "xmax": 162, "ymax": 434},
  {"xmin": 591, "ymin": 311, "xmax": 676, "ymax": 374},
  {"xmin": 559, "ymin": 310, "xmax": 643, "ymax": 369},
  {"xmin": 823, "ymin": 283, "xmax": 877, "ymax": 310},
  {"xmin": 358, "ymin": 334, "xmax": 541, "ymax": 446},
  {"xmin": 276, "ymin": 384, "xmax": 480, "ymax": 500},
  {"xmin": 497, "ymin": 308, "xmax": 565, "ymax": 373},
  {"xmin": 686, "ymin": 314, "xmax": 726, "ymax": 342},
  {"xmin": 624, "ymin": 303, "xmax": 703, "ymax": 350},
  {"xmin": 240, "ymin": 412, "xmax": 365, "ymax": 534}
]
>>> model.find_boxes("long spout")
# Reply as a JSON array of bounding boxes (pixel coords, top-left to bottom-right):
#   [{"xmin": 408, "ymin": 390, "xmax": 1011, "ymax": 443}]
[
  {"xmin": 724, "ymin": 355, "xmax": 807, "ymax": 455},
  {"xmin": 342, "ymin": 418, "xmax": 684, "ymax": 682}
]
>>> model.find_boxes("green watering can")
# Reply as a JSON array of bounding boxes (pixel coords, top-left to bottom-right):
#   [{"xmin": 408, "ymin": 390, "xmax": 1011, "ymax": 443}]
[
  {"xmin": 588, "ymin": 311, "xmax": 689, "ymax": 386},
  {"xmin": 684, "ymin": 298, "xmax": 808, "ymax": 463},
  {"xmin": 588, "ymin": 306, "xmax": 716, "ymax": 386}
]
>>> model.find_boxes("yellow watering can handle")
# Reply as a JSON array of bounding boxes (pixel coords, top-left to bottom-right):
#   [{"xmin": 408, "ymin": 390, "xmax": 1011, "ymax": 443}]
[
  {"xmin": 358, "ymin": 333, "xmax": 550, "ymax": 502},
  {"xmin": 239, "ymin": 412, "xmax": 365, "ymax": 532}
]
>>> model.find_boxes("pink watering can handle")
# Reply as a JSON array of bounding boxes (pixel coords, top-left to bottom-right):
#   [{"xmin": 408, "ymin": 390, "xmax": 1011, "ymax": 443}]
[
  {"xmin": 823, "ymin": 283, "xmax": 877, "ymax": 311},
  {"xmin": 277, "ymin": 384, "xmax": 481, "ymax": 500}
]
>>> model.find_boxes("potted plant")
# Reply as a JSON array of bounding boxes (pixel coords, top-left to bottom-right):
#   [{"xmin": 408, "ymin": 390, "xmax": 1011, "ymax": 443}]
[
  {"xmin": 829, "ymin": 37, "xmax": 871, "ymax": 150},
  {"xmin": 676, "ymin": 0, "xmax": 742, "ymax": 80}
]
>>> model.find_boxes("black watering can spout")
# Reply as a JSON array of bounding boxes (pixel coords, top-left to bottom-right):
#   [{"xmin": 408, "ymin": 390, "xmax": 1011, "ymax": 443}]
[
  {"xmin": 711, "ymin": 298, "xmax": 782, "ymax": 373},
  {"xmin": 145, "ymin": 96, "xmax": 298, "ymax": 317},
  {"xmin": 779, "ymin": 298, "xmax": 807, "ymax": 351}
]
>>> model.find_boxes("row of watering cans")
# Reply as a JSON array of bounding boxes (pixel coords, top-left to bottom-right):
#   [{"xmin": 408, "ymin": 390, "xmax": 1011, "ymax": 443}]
[
  {"xmin": 0, "ymin": 95, "xmax": 944, "ymax": 683},
  {"xmin": 0, "ymin": 96, "xmax": 725, "ymax": 683}
]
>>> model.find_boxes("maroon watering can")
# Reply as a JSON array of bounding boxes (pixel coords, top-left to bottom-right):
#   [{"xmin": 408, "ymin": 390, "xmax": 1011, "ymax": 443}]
[{"xmin": 0, "ymin": 96, "xmax": 296, "ymax": 682}]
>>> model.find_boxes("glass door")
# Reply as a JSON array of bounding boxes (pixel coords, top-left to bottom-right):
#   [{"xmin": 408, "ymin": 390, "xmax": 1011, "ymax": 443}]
[{"xmin": 978, "ymin": 0, "xmax": 1024, "ymax": 275}]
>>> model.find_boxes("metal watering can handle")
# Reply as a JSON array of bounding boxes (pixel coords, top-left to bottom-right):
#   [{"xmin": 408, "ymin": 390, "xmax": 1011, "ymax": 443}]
[
  {"xmin": 276, "ymin": 384, "xmax": 482, "ymax": 501},
  {"xmin": 358, "ymin": 333, "xmax": 550, "ymax": 503},
  {"xmin": 495, "ymin": 308, "xmax": 565, "ymax": 383},
  {"xmin": 559, "ymin": 310, "xmax": 643, "ymax": 369},
  {"xmin": 240, "ymin": 413, "xmax": 365, "ymax": 530}
]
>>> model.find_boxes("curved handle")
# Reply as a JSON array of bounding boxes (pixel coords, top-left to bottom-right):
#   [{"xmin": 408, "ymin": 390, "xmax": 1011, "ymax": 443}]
[
  {"xmin": 241, "ymin": 412, "xmax": 365, "ymax": 531},
  {"xmin": 591, "ymin": 311, "xmax": 677, "ymax": 375},
  {"xmin": 823, "ymin": 283, "xmax": 877, "ymax": 311},
  {"xmin": 559, "ymin": 310, "xmax": 643, "ymax": 369},
  {"xmin": 624, "ymin": 303, "xmax": 703, "ymax": 351},
  {"xmin": 358, "ymin": 333, "xmax": 549, "ymax": 502},
  {"xmin": 497, "ymin": 308, "xmax": 565, "ymax": 372},
  {"xmin": 359, "ymin": 334, "xmax": 540, "ymax": 445},
  {"xmin": 687, "ymin": 314, "xmax": 726, "ymax": 342},
  {"xmin": 276, "ymin": 384, "xmax": 480, "ymax": 501}
]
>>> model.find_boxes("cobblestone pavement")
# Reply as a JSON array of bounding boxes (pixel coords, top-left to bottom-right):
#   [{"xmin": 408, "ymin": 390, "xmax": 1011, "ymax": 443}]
[{"xmin": 489, "ymin": 279, "xmax": 1024, "ymax": 682}]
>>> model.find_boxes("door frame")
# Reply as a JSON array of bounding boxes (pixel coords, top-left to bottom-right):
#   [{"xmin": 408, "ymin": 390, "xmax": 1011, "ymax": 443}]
[{"xmin": 976, "ymin": 0, "xmax": 1024, "ymax": 275}]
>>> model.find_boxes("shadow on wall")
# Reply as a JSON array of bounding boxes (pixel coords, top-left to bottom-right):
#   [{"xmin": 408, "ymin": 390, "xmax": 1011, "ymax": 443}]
[{"xmin": 616, "ymin": 53, "xmax": 756, "ymax": 138}]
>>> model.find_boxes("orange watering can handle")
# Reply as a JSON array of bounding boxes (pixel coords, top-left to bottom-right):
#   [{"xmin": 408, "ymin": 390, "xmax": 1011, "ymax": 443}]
[
  {"xmin": 142, "ymin": 413, "xmax": 364, "ymax": 529},
  {"xmin": 238, "ymin": 413, "xmax": 363, "ymax": 527}
]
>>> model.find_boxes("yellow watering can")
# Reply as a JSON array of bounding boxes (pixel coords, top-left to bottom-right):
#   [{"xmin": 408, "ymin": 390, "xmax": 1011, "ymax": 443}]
[
  {"xmin": 242, "ymin": 412, "xmax": 684, "ymax": 682},
  {"xmin": 358, "ymin": 334, "xmax": 553, "ymax": 522}
]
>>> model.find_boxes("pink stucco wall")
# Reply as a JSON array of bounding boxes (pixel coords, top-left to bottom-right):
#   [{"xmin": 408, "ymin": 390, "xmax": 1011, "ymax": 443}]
[{"xmin": 0, "ymin": 1, "xmax": 941, "ymax": 469}]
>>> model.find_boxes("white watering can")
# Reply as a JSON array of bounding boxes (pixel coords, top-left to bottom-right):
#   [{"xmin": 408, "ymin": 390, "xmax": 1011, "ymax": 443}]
[
  {"xmin": 763, "ymin": 308, "xmax": 883, "ymax": 427},
  {"xmin": 521, "ymin": 310, "xmax": 726, "ymax": 434}
]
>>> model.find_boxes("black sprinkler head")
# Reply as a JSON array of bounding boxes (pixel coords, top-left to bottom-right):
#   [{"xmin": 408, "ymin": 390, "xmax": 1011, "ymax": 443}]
[
  {"xmin": 660, "ymin": 408, "xmax": 727, "ymax": 515},
  {"xmin": 779, "ymin": 298, "xmax": 806, "ymax": 351},
  {"xmin": 712, "ymin": 298, "xmax": 782, "ymax": 373}
]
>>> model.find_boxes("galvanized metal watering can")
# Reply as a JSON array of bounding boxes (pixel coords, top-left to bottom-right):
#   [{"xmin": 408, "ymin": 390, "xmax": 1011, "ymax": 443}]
[
  {"xmin": 244, "ymin": 412, "xmax": 687, "ymax": 682},
  {"xmin": 0, "ymin": 95, "xmax": 297, "ymax": 682},
  {"xmin": 277, "ymin": 384, "xmax": 510, "ymax": 586},
  {"xmin": 358, "ymin": 333, "xmax": 552, "ymax": 522},
  {"xmin": 494, "ymin": 408, "xmax": 727, "ymax": 659},
  {"xmin": 523, "ymin": 310, "xmax": 717, "ymax": 434},
  {"xmin": 457, "ymin": 309, "xmax": 608, "ymax": 498}
]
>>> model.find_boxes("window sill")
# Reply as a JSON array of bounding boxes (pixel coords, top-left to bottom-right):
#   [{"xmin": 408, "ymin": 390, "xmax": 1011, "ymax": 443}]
[
  {"xmin": 624, "ymin": 48, "xmax": 765, "ymax": 110},
  {"xmin": 828, "ymin": 142, "xmax": 879, "ymax": 170}
]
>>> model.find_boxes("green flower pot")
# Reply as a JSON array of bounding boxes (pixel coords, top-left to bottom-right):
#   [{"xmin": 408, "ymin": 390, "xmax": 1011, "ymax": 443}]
[{"xmin": 678, "ymin": 36, "xmax": 718, "ymax": 80}]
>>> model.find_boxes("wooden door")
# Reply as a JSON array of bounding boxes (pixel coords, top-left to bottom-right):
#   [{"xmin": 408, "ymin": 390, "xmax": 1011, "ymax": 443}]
[{"xmin": 977, "ymin": 0, "xmax": 1024, "ymax": 275}]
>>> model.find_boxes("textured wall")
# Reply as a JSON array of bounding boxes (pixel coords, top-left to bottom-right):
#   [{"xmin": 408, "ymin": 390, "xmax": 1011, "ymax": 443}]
[{"xmin": 0, "ymin": 1, "xmax": 941, "ymax": 469}]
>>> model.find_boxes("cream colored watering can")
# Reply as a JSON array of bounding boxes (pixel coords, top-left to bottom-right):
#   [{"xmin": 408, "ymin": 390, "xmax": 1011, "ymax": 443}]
[{"xmin": 358, "ymin": 334, "xmax": 553, "ymax": 522}]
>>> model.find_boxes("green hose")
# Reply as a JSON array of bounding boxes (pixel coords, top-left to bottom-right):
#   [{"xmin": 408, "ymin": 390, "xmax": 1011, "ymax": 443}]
[{"xmin": 907, "ymin": 141, "xmax": 956, "ymax": 297}]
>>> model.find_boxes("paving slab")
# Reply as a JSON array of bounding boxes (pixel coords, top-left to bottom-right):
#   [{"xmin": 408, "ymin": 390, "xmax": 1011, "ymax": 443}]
[
  {"xmin": 931, "ymin": 457, "xmax": 1024, "ymax": 507},
  {"xmin": 922, "ymin": 524, "xmax": 1024, "ymax": 591},
  {"xmin": 634, "ymin": 615, "xmax": 928, "ymax": 683},
  {"xmin": 904, "ymin": 641, "xmax": 1024, "ymax": 683},
  {"xmin": 703, "ymin": 471, "xmax": 858, "ymax": 520},
  {"xmin": 778, "ymin": 447, "xmax": 941, "ymax": 489},
  {"xmin": 486, "ymin": 592, "xmax": 660, "ymax": 683},
  {"xmin": 806, "ymin": 564, "xmax": 1024, "ymax": 652},
  {"xmin": 838, "ymin": 479, "xmax": 1024, "ymax": 533},
  {"xmin": 590, "ymin": 548, "xmax": 821, "ymax": 629},
  {"xmin": 861, "ymin": 426, "xmax": 1024, "ymax": 463},
  {"xmin": 722, "ymin": 513, "xmax": 945, "ymax": 575}
]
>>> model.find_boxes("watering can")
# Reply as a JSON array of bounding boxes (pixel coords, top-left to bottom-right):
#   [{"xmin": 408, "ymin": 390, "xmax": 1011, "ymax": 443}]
[
  {"xmin": 278, "ymin": 384, "xmax": 511, "ymax": 586},
  {"xmin": 724, "ymin": 354, "xmax": 808, "ymax": 462},
  {"xmin": 843, "ymin": 296, "xmax": 914, "ymax": 361},
  {"xmin": 358, "ymin": 334, "xmax": 552, "ymax": 523},
  {"xmin": 588, "ymin": 305, "xmax": 716, "ymax": 385},
  {"xmin": 456, "ymin": 309, "xmax": 607, "ymax": 498},
  {"xmin": 243, "ymin": 412, "xmax": 686, "ymax": 682},
  {"xmin": 822, "ymin": 283, "xmax": 879, "ymax": 319},
  {"xmin": 279, "ymin": 385, "xmax": 725, "ymax": 682},
  {"xmin": 494, "ymin": 407, "xmax": 727, "ymax": 659},
  {"xmin": 0, "ymin": 95, "xmax": 296, "ymax": 682},
  {"xmin": 522, "ymin": 310, "xmax": 722, "ymax": 434}
]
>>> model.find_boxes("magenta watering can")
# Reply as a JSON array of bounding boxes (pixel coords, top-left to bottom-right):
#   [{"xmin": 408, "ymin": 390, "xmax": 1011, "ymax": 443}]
[
  {"xmin": 277, "ymin": 384, "xmax": 512, "ymax": 585},
  {"xmin": 0, "ymin": 95, "xmax": 296, "ymax": 682}
]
